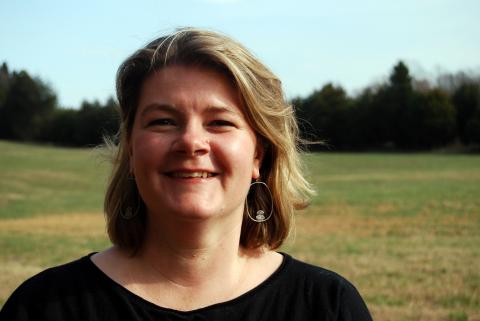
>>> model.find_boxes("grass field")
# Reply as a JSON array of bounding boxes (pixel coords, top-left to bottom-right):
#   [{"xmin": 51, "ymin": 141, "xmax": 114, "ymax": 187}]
[{"xmin": 1, "ymin": 140, "xmax": 479, "ymax": 320}]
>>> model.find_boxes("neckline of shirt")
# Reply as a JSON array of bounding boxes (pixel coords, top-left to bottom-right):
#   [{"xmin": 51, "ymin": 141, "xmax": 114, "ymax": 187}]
[{"xmin": 84, "ymin": 251, "xmax": 292, "ymax": 314}]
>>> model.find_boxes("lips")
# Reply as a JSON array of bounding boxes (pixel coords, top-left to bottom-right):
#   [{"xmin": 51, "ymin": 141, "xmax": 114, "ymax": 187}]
[{"xmin": 166, "ymin": 171, "xmax": 218, "ymax": 178}]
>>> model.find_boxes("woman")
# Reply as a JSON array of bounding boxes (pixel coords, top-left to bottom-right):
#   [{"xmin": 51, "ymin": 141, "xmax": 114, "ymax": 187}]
[{"xmin": 1, "ymin": 28, "xmax": 372, "ymax": 320}]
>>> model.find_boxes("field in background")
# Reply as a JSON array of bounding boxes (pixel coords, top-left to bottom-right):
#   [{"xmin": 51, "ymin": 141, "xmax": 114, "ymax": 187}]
[{"xmin": 1, "ymin": 140, "xmax": 479, "ymax": 320}]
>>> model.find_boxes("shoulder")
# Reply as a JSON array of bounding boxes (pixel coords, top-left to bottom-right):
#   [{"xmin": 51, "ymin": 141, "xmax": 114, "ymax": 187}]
[
  {"xmin": 0, "ymin": 254, "xmax": 98, "ymax": 319},
  {"xmin": 281, "ymin": 253, "xmax": 354, "ymax": 290},
  {"xmin": 10, "ymin": 254, "xmax": 94, "ymax": 295},
  {"xmin": 278, "ymin": 253, "xmax": 373, "ymax": 320}
]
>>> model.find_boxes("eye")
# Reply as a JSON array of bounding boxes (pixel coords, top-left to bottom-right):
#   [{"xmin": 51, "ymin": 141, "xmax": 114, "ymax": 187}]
[
  {"xmin": 147, "ymin": 118, "xmax": 175, "ymax": 127},
  {"xmin": 209, "ymin": 120, "xmax": 235, "ymax": 127}
]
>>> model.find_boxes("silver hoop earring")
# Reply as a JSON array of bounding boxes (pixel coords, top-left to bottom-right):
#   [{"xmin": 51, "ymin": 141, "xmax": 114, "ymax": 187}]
[
  {"xmin": 246, "ymin": 181, "xmax": 273, "ymax": 223},
  {"xmin": 121, "ymin": 206, "xmax": 138, "ymax": 220}
]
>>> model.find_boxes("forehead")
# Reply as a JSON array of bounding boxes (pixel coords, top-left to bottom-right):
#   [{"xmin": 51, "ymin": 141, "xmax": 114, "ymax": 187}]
[{"xmin": 137, "ymin": 65, "xmax": 243, "ymax": 114}]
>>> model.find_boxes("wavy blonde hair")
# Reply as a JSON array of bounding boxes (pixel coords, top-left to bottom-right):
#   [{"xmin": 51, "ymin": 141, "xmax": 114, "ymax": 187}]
[{"xmin": 105, "ymin": 28, "xmax": 314, "ymax": 251}]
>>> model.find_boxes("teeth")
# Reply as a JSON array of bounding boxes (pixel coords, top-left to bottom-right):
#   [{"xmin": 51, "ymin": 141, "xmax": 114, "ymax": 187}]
[{"xmin": 171, "ymin": 172, "xmax": 213, "ymax": 178}]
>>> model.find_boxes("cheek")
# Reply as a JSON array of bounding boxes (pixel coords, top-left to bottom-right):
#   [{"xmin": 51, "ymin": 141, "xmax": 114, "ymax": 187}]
[
  {"xmin": 130, "ymin": 134, "xmax": 166, "ymax": 174},
  {"xmin": 216, "ymin": 133, "xmax": 258, "ymax": 177}
]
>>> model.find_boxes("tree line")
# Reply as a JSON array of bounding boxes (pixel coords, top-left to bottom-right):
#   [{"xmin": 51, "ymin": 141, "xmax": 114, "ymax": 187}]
[
  {"xmin": 0, "ymin": 62, "xmax": 118, "ymax": 147},
  {"xmin": 1, "ymin": 61, "xmax": 479, "ymax": 150},
  {"xmin": 294, "ymin": 62, "xmax": 480, "ymax": 150}
]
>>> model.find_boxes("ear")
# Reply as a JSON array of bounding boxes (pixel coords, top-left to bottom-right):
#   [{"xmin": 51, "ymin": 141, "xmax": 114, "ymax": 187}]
[{"xmin": 252, "ymin": 142, "xmax": 264, "ymax": 180}]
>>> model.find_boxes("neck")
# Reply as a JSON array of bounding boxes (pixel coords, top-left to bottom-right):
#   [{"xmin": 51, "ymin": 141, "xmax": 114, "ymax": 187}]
[{"xmin": 135, "ymin": 210, "xmax": 250, "ymax": 288}]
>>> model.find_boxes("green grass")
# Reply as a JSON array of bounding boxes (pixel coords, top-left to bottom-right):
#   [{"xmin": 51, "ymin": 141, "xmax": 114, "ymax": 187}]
[
  {"xmin": 0, "ymin": 140, "xmax": 110, "ymax": 218},
  {"xmin": 304, "ymin": 153, "xmax": 480, "ymax": 216},
  {"xmin": 284, "ymin": 152, "xmax": 480, "ymax": 320},
  {"xmin": 1, "ymin": 140, "xmax": 479, "ymax": 320}
]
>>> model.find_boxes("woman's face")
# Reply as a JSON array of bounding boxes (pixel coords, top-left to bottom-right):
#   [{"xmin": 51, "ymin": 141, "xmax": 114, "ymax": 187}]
[{"xmin": 129, "ymin": 65, "xmax": 262, "ymax": 223}]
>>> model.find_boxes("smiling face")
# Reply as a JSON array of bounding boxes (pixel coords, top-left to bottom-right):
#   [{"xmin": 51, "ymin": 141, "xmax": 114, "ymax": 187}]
[{"xmin": 129, "ymin": 65, "xmax": 262, "ymax": 224}]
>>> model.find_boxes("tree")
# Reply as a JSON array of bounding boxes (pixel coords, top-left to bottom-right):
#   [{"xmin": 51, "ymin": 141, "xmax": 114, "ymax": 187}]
[
  {"xmin": 464, "ymin": 109, "xmax": 480, "ymax": 145},
  {"xmin": 0, "ymin": 62, "xmax": 9, "ymax": 107},
  {"xmin": 385, "ymin": 61, "xmax": 417, "ymax": 148},
  {"xmin": 39, "ymin": 108, "xmax": 79, "ymax": 145},
  {"xmin": 358, "ymin": 85, "xmax": 395, "ymax": 148},
  {"xmin": 41, "ymin": 97, "xmax": 120, "ymax": 146},
  {"xmin": 76, "ymin": 98, "xmax": 119, "ymax": 146},
  {"xmin": 349, "ymin": 87, "xmax": 386, "ymax": 149},
  {"xmin": 0, "ymin": 62, "xmax": 11, "ymax": 138},
  {"xmin": 407, "ymin": 89, "xmax": 456, "ymax": 148},
  {"xmin": 452, "ymin": 82, "xmax": 480, "ymax": 144},
  {"xmin": 389, "ymin": 61, "xmax": 413, "ymax": 93},
  {"xmin": 295, "ymin": 83, "xmax": 353, "ymax": 149},
  {"xmin": 0, "ymin": 70, "xmax": 57, "ymax": 140}
]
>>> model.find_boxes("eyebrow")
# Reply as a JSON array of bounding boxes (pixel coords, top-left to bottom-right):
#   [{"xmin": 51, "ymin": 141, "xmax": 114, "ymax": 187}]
[
  {"xmin": 204, "ymin": 105, "xmax": 241, "ymax": 117},
  {"xmin": 140, "ymin": 103, "xmax": 179, "ymax": 118},
  {"xmin": 140, "ymin": 103, "xmax": 241, "ymax": 118}
]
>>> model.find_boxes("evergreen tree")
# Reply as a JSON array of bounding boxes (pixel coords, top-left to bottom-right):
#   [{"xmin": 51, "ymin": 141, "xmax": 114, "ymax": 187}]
[
  {"xmin": 452, "ymin": 82, "xmax": 480, "ymax": 144},
  {"xmin": 0, "ymin": 70, "xmax": 56, "ymax": 140}
]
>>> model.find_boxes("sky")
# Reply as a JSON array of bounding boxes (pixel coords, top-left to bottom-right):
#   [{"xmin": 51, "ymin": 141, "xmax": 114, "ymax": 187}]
[{"xmin": 1, "ymin": 0, "xmax": 479, "ymax": 108}]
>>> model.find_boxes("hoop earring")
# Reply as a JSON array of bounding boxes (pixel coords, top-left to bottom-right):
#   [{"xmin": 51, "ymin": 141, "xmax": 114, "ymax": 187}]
[
  {"xmin": 246, "ymin": 181, "xmax": 273, "ymax": 223},
  {"xmin": 120, "ymin": 206, "xmax": 138, "ymax": 220}
]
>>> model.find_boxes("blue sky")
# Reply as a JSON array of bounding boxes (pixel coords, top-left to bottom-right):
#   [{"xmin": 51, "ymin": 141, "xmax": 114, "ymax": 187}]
[{"xmin": 1, "ymin": 0, "xmax": 479, "ymax": 108}]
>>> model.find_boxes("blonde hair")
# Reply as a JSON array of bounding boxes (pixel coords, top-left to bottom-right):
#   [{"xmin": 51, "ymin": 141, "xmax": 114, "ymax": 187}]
[{"xmin": 105, "ymin": 28, "xmax": 314, "ymax": 251}]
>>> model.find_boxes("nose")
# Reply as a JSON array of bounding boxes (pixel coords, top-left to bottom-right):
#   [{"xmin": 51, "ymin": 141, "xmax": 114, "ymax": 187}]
[{"xmin": 172, "ymin": 121, "xmax": 210, "ymax": 156}]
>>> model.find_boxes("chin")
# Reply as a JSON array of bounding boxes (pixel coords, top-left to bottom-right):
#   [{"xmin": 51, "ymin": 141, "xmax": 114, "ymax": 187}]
[{"xmin": 166, "ymin": 203, "xmax": 222, "ymax": 221}]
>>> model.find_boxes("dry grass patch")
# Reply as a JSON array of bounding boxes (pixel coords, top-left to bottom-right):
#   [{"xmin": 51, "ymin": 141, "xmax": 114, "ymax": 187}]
[
  {"xmin": 318, "ymin": 170, "xmax": 480, "ymax": 183},
  {"xmin": 0, "ymin": 193, "xmax": 26, "ymax": 206},
  {"xmin": 371, "ymin": 305, "xmax": 480, "ymax": 321},
  {"xmin": 0, "ymin": 212, "xmax": 106, "ymax": 237},
  {"xmin": 0, "ymin": 212, "xmax": 110, "ymax": 305},
  {"xmin": 285, "ymin": 202, "xmax": 480, "ymax": 321}
]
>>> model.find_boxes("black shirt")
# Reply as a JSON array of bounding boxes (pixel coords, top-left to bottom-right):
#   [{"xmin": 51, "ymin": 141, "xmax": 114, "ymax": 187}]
[{"xmin": 0, "ymin": 253, "xmax": 373, "ymax": 321}]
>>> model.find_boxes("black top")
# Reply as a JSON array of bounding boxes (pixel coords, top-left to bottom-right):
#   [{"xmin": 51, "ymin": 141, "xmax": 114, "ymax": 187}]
[{"xmin": 0, "ymin": 253, "xmax": 372, "ymax": 321}]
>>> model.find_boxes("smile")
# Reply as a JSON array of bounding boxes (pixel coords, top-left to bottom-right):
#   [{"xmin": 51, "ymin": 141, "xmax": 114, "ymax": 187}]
[{"xmin": 167, "ymin": 172, "xmax": 218, "ymax": 178}]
